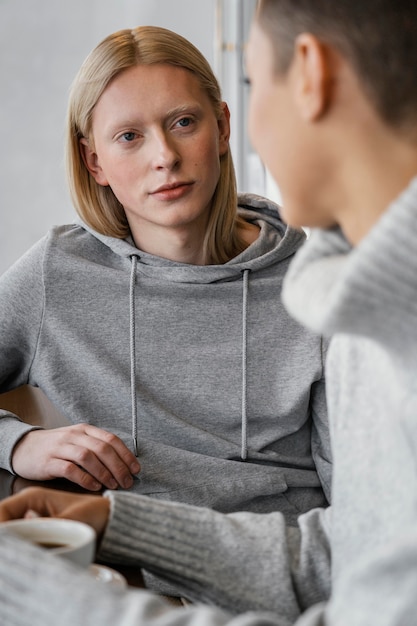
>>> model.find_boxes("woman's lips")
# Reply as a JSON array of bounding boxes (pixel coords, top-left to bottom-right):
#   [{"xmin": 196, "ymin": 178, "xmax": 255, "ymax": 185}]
[{"xmin": 151, "ymin": 182, "xmax": 194, "ymax": 200}]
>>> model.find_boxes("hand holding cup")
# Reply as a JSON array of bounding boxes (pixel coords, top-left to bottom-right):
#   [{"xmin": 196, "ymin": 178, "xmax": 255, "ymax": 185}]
[{"xmin": 0, "ymin": 486, "xmax": 110, "ymax": 541}]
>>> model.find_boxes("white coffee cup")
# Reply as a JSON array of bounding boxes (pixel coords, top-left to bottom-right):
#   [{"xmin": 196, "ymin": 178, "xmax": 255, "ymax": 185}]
[{"xmin": 0, "ymin": 517, "xmax": 96, "ymax": 568}]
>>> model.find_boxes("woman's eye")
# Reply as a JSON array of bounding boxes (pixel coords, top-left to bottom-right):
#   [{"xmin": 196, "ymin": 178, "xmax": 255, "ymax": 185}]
[
  {"xmin": 177, "ymin": 117, "xmax": 192, "ymax": 128},
  {"xmin": 120, "ymin": 132, "xmax": 136, "ymax": 142}
]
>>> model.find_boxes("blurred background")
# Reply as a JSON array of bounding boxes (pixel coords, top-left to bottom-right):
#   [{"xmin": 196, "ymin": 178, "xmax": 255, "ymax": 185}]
[{"xmin": 0, "ymin": 0, "xmax": 280, "ymax": 275}]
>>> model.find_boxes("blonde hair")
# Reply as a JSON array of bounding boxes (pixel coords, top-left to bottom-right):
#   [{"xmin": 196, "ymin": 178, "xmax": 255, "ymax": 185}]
[{"xmin": 66, "ymin": 25, "xmax": 248, "ymax": 264}]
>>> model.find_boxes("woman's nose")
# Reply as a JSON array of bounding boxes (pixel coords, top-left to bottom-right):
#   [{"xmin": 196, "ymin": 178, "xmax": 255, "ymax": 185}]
[{"xmin": 151, "ymin": 132, "xmax": 181, "ymax": 170}]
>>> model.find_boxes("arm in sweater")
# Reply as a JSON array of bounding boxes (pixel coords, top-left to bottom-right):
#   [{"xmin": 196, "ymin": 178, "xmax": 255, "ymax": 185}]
[
  {"xmin": 98, "ymin": 492, "xmax": 332, "ymax": 620},
  {"xmin": 3, "ymin": 504, "xmax": 415, "ymax": 626},
  {"xmin": 5, "ymin": 514, "xmax": 415, "ymax": 626},
  {"xmin": 0, "ymin": 488, "xmax": 333, "ymax": 626},
  {"xmin": 0, "ymin": 533, "xmax": 286, "ymax": 626}
]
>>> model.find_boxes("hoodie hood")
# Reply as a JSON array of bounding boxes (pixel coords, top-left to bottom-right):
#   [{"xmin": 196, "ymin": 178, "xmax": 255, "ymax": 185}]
[
  {"xmin": 80, "ymin": 193, "xmax": 305, "ymax": 283},
  {"xmin": 79, "ymin": 193, "xmax": 306, "ymax": 460}
]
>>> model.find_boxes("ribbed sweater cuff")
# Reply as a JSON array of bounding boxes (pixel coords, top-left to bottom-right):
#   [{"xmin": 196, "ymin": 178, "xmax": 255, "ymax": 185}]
[{"xmin": 98, "ymin": 491, "xmax": 215, "ymax": 601}]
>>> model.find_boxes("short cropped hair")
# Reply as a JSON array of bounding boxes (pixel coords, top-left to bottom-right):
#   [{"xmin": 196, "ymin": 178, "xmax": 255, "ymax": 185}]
[
  {"xmin": 256, "ymin": 0, "xmax": 417, "ymax": 134},
  {"xmin": 66, "ymin": 26, "xmax": 246, "ymax": 264}
]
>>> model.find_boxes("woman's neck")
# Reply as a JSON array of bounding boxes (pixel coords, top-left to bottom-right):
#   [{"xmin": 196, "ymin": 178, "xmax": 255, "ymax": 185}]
[
  {"xmin": 129, "ymin": 218, "xmax": 260, "ymax": 265},
  {"xmin": 131, "ymin": 225, "xmax": 208, "ymax": 264}
]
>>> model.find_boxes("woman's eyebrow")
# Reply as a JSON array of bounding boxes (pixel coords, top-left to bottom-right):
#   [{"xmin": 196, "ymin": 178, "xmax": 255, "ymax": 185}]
[
  {"xmin": 104, "ymin": 118, "xmax": 144, "ymax": 137},
  {"xmin": 164, "ymin": 103, "xmax": 203, "ymax": 119},
  {"xmin": 104, "ymin": 104, "xmax": 204, "ymax": 137}
]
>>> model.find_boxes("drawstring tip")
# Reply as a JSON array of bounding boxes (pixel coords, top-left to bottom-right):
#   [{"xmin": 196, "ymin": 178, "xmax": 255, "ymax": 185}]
[{"xmin": 133, "ymin": 436, "xmax": 138, "ymax": 457}]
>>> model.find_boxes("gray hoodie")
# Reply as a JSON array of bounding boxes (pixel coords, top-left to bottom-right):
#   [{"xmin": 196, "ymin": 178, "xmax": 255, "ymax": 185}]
[{"xmin": 0, "ymin": 193, "xmax": 330, "ymax": 517}]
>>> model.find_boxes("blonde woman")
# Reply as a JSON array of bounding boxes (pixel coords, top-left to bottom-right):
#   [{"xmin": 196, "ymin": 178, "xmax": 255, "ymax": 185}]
[{"xmin": 0, "ymin": 26, "xmax": 330, "ymax": 520}]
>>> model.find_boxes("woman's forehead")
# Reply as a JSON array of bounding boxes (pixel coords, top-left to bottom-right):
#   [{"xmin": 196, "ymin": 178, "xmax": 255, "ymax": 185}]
[{"xmin": 91, "ymin": 64, "xmax": 214, "ymax": 132}]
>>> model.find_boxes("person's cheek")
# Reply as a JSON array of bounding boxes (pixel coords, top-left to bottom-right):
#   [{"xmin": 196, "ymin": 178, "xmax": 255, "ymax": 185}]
[{"xmin": 247, "ymin": 94, "xmax": 260, "ymax": 153}]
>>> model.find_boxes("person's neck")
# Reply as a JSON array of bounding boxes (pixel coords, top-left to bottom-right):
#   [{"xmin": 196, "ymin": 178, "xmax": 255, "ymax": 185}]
[
  {"xmin": 335, "ymin": 131, "xmax": 417, "ymax": 246},
  {"xmin": 129, "ymin": 221, "xmax": 209, "ymax": 265},
  {"xmin": 128, "ymin": 215, "xmax": 260, "ymax": 265}
]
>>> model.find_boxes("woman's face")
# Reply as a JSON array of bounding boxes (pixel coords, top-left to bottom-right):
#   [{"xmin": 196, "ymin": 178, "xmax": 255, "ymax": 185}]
[{"xmin": 82, "ymin": 63, "xmax": 229, "ymax": 247}]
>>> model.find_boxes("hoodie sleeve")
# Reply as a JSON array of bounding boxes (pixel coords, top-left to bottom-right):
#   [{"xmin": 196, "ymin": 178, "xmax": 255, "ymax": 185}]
[
  {"xmin": 98, "ymin": 492, "xmax": 332, "ymax": 622},
  {"xmin": 0, "ymin": 237, "xmax": 47, "ymax": 471},
  {"xmin": 309, "ymin": 337, "xmax": 332, "ymax": 503}
]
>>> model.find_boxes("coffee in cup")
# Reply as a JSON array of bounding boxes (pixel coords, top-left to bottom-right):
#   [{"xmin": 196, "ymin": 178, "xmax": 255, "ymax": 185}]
[{"xmin": 0, "ymin": 517, "xmax": 96, "ymax": 568}]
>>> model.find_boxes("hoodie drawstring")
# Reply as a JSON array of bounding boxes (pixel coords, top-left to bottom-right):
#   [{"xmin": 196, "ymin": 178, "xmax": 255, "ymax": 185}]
[
  {"xmin": 130, "ymin": 255, "xmax": 139, "ymax": 456},
  {"xmin": 241, "ymin": 268, "xmax": 250, "ymax": 460}
]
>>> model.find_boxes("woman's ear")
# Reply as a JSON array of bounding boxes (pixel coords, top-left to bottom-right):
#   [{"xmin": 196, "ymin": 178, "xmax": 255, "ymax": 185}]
[
  {"xmin": 292, "ymin": 33, "xmax": 333, "ymax": 121},
  {"xmin": 79, "ymin": 138, "xmax": 109, "ymax": 186},
  {"xmin": 218, "ymin": 102, "xmax": 231, "ymax": 156}
]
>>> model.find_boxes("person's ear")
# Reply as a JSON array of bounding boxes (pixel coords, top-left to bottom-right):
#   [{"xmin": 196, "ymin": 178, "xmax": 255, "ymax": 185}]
[
  {"xmin": 79, "ymin": 138, "xmax": 109, "ymax": 186},
  {"xmin": 218, "ymin": 102, "xmax": 231, "ymax": 156},
  {"xmin": 292, "ymin": 33, "xmax": 332, "ymax": 121}
]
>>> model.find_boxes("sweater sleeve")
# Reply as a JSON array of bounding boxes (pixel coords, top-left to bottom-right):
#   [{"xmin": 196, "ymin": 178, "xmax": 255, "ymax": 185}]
[
  {"xmin": 320, "ymin": 523, "xmax": 417, "ymax": 625},
  {"xmin": 0, "ymin": 533, "xmax": 286, "ymax": 626},
  {"xmin": 98, "ymin": 492, "xmax": 332, "ymax": 622},
  {"xmin": 5, "ymin": 511, "xmax": 414, "ymax": 626},
  {"xmin": 0, "ymin": 238, "xmax": 47, "ymax": 471}
]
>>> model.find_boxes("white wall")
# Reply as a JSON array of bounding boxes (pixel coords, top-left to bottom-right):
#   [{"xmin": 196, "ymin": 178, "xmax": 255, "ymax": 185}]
[{"xmin": 0, "ymin": 0, "xmax": 216, "ymax": 275}]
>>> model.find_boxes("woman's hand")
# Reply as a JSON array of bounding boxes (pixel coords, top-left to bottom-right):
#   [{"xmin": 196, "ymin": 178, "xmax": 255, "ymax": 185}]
[
  {"xmin": 11, "ymin": 424, "xmax": 140, "ymax": 491},
  {"xmin": 0, "ymin": 486, "xmax": 110, "ymax": 539}
]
